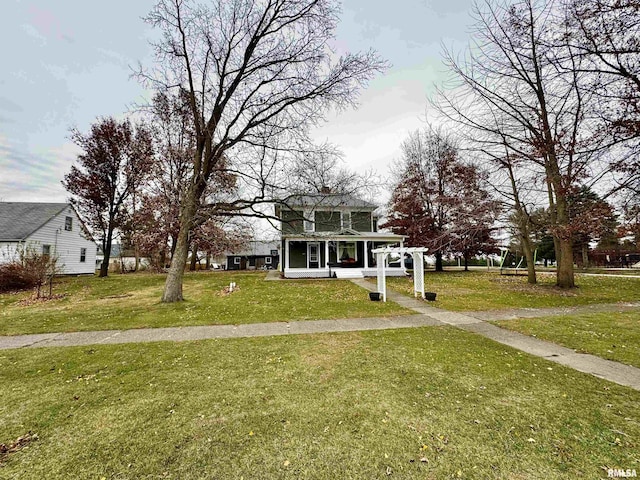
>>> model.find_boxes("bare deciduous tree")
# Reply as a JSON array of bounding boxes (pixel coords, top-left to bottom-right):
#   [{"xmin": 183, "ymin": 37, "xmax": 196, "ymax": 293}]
[
  {"xmin": 435, "ymin": 0, "xmax": 611, "ymax": 288},
  {"xmin": 138, "ymin": 0, "xmax": 385, "ymax": 302}
]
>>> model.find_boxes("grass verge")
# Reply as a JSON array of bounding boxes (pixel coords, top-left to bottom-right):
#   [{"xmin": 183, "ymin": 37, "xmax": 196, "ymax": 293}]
[
  {"xmin": 0, "ymin": 271, "xmax": 410, "ymax": 336},
  {"xmin": 386, "ymin": 271, "xmax": 640, "ymax": 311},
  {"xmin": 0, "ymin": 327, "xmax": 638, "ymax": 479},
  {"xmin": 493, "ymin": 311, "xmax": 640, "ymax": 368}
]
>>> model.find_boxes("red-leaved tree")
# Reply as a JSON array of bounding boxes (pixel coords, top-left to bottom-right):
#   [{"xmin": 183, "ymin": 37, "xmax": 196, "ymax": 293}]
[{"xmin": 63, "ymin": 117, "xmax": 154, "ymax": 277}]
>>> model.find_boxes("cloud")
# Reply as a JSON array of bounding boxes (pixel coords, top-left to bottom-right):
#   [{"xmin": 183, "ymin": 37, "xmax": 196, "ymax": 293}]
[
  {"xmin": 0, "ymin": 97, "xmax": 23, "ymax": 114},
  {"xmin": 0, "ymin": 134, "xmax": 76, "ymax": 202}
]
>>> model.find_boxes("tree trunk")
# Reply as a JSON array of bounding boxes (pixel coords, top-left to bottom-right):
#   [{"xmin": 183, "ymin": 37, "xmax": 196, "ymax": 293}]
[
  {"xmin": 205, "ymin": 253, "xmax": 211, "ymax": 269},
  {"xmin": 435, "ymin": 252, "xmax": 443, "ymax": 272},
  {"xmin": 162, "ymin": 198, "xmax": 197, "ymax": 302},
  {"xmin": 581, "ymin": 244, "xmax": 589, "ymax": 269},
  {"xmin": 463, "ymin": 255, "xmax": 469, "ymax": 271},
  {"xmin": 170, "ymin": 234, "xmax": 178, "ymax": 259},
  {"xmin": 189, "ymin": 244, "xmax": 198, "ymax": 271},
  {"xmin": 520, "ymin": 234, "xmax": 537, "ymax": 285},
  {"xmin": 552, "ymin": 236, "xmax": 561, "ymax": 270},
  {"xmin": 163, "ymin": 225, "xmax": 190, "ymax": 302},
  {"xmin": 100, "ymin": 226, "xmax": 114, "ymax": 277},
  {"xmin": 556, "ymin": 237, "xmax": 575, "ymax": 288}
]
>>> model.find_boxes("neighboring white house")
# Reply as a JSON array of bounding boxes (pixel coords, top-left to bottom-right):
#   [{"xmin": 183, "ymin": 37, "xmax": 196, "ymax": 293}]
[{"xmin": 0, "ymin": 202, "xmax": 97, "ymax": 275}]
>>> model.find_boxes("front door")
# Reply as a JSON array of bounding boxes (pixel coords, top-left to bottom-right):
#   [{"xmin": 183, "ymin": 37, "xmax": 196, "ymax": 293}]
[{"xmin": 307, "ymin": 242, "xmax": 319, "ymax": 268}]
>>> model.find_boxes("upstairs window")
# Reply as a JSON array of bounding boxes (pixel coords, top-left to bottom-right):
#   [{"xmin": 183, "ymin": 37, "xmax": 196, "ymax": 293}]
[
  {"xmin": 65, "ymin": 216, "xmax": 73, "ymax": 231},
  {"xmin": 341, "ymin": 211, "xmax": 351, "ymax": 230},
  {"xmin": 303, "ymin": 210, "xmax": 315, "ymax": 232},
  {"xmin": 80, "ymin": 248, "xmax": 86, "ymax": 263},
  {"xmin": 42, "ymin": 245, "xmax": 51, "ymax": 258}
]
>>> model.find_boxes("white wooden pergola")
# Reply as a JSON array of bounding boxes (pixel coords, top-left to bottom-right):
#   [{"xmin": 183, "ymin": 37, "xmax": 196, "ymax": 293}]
[{"xmin": 371, "ymin": 246, "xmax": 428, "ymax": 302}]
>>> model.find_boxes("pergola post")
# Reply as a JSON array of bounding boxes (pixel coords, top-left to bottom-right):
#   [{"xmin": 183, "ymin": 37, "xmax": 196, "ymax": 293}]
[
  {"xmin": 372, "ymin": 246, "xmax": 428, "ymax": 303},
  {"xmin": 376, "ymin": 251, "xmax": 386, "ymax": 301}
]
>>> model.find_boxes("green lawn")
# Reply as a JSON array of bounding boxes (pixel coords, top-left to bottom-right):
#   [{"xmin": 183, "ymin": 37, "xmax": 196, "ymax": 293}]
[
  {"xmin": 493, "ymin": 311, "xmax": 640, "ymax": 368},
  {"xmin": 387, "ymin": 271, "xmax": 640, "ymax": 311},
  {"xmin": 1, "ymin": 327, "xmax": 638, "ymax": 479},
  {"xmin": 0, "ymin": 272, "xmax": 410, "ymax": 336}
]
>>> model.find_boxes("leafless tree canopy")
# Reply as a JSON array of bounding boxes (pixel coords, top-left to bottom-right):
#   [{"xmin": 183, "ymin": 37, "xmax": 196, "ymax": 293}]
[{"xmin": 137, "ymin": 0, "xmax": 386, "ymax": 301}]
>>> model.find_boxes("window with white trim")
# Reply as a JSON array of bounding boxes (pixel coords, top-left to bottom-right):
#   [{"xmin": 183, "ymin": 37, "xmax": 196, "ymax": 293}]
[
  {"xmin": 65, "ymin": 216, "xmax": 73, "ymax": 231},
  {"xmin": 341, "ymin": 211, "xmax": 351, "ymax": 229},
  {"xmin": 80, "ymin": 248, "xmax": 86, "ymax": 263},
  {"xmin": 234, "ymin": 257, "xmax": 240, "ymax": 265},
  {"xmin": 303, "ymin": 209, "xmax": 315, "ymax": 232},
  {"xmin": 265, "ymin": 256, "xmax": 272, "ymax": 264}
]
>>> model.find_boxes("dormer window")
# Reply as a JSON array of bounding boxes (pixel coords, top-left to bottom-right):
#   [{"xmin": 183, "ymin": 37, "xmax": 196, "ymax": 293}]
[
  {"xmin": 303, "ymin": 210, "xmax": 315, "ymax": 232},
  {"xmin": 65, "ymin": 216, "xmax": 73, "ymax": 231},
  {"xmin": 341, "ymin": 211, "xmax": 351, "ymax": 230}
]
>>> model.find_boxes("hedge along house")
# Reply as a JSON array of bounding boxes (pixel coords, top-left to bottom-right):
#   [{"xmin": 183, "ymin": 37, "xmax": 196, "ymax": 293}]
[
  {"xmin": 226, "ymin": 240, "xmax": 280, "ymax": 270},
  {"xmin": 0, "ymin": 202, "xmax": 97, "ymax": 275},
  {"xmin": 277, "ymin": 194, "xmax": 406, "ymax": 279}
]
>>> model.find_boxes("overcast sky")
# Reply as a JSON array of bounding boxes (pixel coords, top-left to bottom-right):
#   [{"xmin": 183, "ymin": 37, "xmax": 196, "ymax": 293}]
[{"xmin": 0, "ymin": 0, "xmax": 475, "ymax": 203}]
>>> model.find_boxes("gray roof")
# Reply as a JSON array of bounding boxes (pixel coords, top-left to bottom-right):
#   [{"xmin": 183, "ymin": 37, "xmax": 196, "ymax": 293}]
[
  {"xmin": 283, "ymin": 230, "xmax": 404, "ymax": 240},
  {"xmin": 283, "ymin": 193, "xmax": 377, "ymax": 210},
  {"xmin": 230, "ymin": 240, "xmax": 280, "ymax": 257},
  {"xmin": 0, "ymin": 202, "xmax": 69, "ymax": 241}
]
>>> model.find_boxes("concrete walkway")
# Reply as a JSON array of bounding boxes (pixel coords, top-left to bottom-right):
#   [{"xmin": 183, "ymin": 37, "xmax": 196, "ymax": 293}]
[
  {"xmin": 0, "ymin": 314, "xmax": 440, "ymax": 350},
  {"xmin": 1, "ymin": 278, "xmax": 639, "ymax": 391},
  {"xmin": 350, "ymin": 278, "xmax": 640, "ymax": 391}
]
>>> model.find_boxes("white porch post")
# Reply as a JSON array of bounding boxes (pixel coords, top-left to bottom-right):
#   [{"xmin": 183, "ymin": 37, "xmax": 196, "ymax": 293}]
[
  {"xmin": 400, "ymin": 240, "xmax": 405, "ymax": 274},
  {"xmin": 364, "ymin": 241, "xmax": 369, "ymax": 269},
  {"xmin": 325, "ymin": 240, "xmax": 330, "ymax": 267},
  {"xmin": 285, "ymin": 239, "xmax": 290, "ymax": 270}
]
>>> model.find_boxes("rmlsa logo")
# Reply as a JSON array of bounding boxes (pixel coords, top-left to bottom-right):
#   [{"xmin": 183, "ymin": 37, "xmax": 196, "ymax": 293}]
[{"xmin": 608, "ymin": 469, "xmax": 637, "ymax": 478}]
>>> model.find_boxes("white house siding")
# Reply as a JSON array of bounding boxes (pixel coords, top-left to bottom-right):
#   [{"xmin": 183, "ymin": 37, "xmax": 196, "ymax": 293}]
[
  {"xmin": 0, "ymin": 242, "xmax": 21, "ymax": 263},
  {"xmin": 24, "ymin": 206, "xmax": 97, "ymax": 275}
]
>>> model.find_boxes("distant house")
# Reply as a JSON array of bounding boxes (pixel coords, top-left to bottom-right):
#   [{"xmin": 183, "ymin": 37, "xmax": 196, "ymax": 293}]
[
  {"xmin": 96, "ymin": 244, "xmax": 151, "ymax": 272},
  {"xmin": 276, "ymin": 193, "xmax": 405, "ymax": 278},
  {"xmin": 226, "ymin": 240, "xmax": 280, "ymax": 270},
  {"xmin": 0, "ymin": 202, "xmax": 97, "ymax": 275}
]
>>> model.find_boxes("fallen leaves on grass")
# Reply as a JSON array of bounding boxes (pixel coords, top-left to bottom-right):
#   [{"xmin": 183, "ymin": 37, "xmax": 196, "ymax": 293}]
[
  {"xmin": 0, "ymin": 432, "xmax": 38, "ymax": 463},
  {"xmin": 217, "ymin": 286, "xmax": 240, "ymax": 296},
  {"xmin": 16, "ymin": 294, "xmax": 66, "ymax": 306}
]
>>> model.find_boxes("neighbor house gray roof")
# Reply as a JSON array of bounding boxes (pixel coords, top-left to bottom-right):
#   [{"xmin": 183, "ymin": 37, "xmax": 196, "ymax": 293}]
[
  {"xmin": 282, "ymin": 193, "xmax": 377, "ymax": 210},
  {"xmin": 0, "ymin": 202, "xmax": 69, "ymax": 241},
  {"xmin": 229, "ymin": 240, "xmax": 280, "ymax": 257}
]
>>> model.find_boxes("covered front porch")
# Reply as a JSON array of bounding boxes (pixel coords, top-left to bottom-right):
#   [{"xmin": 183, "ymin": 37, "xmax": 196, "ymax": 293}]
[{"xmin": 281, "ymin": 233, "xmax": 406, "ymax": 278}]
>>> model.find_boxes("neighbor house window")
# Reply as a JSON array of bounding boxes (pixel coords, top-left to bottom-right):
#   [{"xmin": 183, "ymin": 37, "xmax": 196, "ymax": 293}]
[
  {"xmin": 303, "ymin": 210, "xmax": 315, "ymax": 232},
  {"xmin": 265, "ymin": 256, "xmax": 272, "ymax": 264},
  {"xmin": 65, "ymin": 216, "xmax": 73, "ymax": 231},
  {"xmin": 80, "ymin": 248, "xmax": 86, "ymax": 263},
  {"xmin": 341, "ymin": 211, "xmax": 351, "ymax": 229},
  {"xmin": 42, "ymin": 245, "xmax": 51, "ymax": 257},
  {"xmin": 234, "ymin": 257, "xmax": 240, "ymax": 265}
]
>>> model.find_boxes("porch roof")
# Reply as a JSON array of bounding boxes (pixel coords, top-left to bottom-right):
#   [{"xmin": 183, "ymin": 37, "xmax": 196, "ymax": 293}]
[{"xmin": 282, "ymin": 230, "xmax": 404, "ymax": 242}]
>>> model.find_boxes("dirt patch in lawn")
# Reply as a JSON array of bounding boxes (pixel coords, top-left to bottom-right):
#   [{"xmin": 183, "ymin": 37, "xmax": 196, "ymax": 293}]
[{"xmin": 301, "ymin": 333, "xmax": 362, "ymax": 381}]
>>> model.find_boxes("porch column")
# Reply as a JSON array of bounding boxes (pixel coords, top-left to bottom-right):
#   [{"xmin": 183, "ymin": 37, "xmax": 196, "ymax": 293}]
[
  {"xmin": 325, "ymin": 240, "xmax": 330, "ymax": 267},
  {"xmin": 364, "ymin": 241, "xmax": 369, "ymax": 269},
  {"xmin": 400, "ymin": 240, "xmax": 405, "ymax": 274},
  {"xmin": 285, "ymin": 239, "xmax": 290, "ymax": 270}
]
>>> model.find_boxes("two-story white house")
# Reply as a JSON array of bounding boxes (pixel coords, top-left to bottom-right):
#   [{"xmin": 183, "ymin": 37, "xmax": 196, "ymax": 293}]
[
  {"xmin": 0, "ymin": 202, "xmax": 97, "ymax": 275},
  {"xmin": 277, "ymin": 193, "xmax": 406, "ymax": 278}
]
